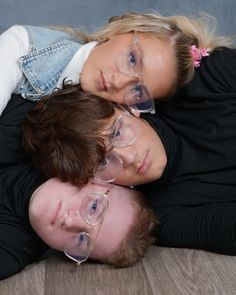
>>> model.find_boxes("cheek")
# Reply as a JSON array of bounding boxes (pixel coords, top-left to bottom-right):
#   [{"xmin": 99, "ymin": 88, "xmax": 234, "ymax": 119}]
[
  {"xmin": 94, "ymin": 43, "xmax": 111, "ymax": 64},
  {"xmin": 109, "ymin": 90, "xmax": 127, "ymax": 104},
  {"xmin": 145, "ymin": 59, "xmax": 176, "ymax": 98},
  {"xmin": 42, "ymin": 229, "xmax": 69, "ymax": 251},
  {"xmin": 113, "ymin": 169, "xmax": 137, "ymax": 186},
  {"xmin": 29, "ymin": 201, "xmax": 48, "ymax": 231}
]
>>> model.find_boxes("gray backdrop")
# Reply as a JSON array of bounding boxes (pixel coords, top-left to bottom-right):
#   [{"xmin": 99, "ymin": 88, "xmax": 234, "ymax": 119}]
[{"xmin": 0, "ymin": 0, "xmax": 235, "ymax": 36}]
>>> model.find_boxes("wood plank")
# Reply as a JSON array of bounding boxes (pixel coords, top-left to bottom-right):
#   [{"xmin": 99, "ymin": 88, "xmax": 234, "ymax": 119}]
[
  {"xmin": 44, "ymin": 255, "xmax": 155, "ymax": 295},
  {"xmin": 1, "ymin": 248, "xmax": 236, "ymax": 295},
  {"xmin": 0, "ymin": 260, "xmax": 46, "ymax": 295},
  {"xmin": 142, "ymin": 246, "xmax": 235, "ymax": 295},
  {"xmin": 207, "ymin": 252, "xmax": 236, "ymax": 294}
]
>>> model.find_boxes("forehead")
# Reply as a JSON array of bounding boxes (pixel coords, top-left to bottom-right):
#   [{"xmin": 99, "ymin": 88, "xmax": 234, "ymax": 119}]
[
  {"xmin": 34, "ymin": 179, "xmax": 112, "ymax": 202},
  {"xmin": 90, "ymin": 185, "xmax": 138, "ymax": 258},
  {"xmin": 105, "ymin": 107, "xmax": 136, "ymax": 129},
  {"xmin": 136, "ymin": 32, "xmax": 177, "ymax": 98},
  {"xmin": 107, "ymin": 31, "xmax": 177, "ymax": 99}
]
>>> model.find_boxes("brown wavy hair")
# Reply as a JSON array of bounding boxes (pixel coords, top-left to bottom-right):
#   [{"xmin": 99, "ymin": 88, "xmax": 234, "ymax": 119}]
[{"xmin": 23, "ymin": 83, "xmax": 115, "ymax": 186}]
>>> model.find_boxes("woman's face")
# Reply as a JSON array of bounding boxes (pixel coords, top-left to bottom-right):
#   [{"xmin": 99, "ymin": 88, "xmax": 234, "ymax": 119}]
[{"xmin": 80, "ymin": 32, "xmax": 176, "ymax": 104}]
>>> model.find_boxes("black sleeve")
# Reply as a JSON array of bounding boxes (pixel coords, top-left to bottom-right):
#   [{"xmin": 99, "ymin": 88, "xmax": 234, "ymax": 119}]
[
  {"xmin": 0, "ymin": 95, "xmax": 47, "ymax": 279},
  {"xmin": 0, "ymin": 214, "xmax": 48, "ymax": 280},
  {"xmin": 179, "ymin": 47, "xmax": 236, "ymax": 97},
  {"xmin": 0, "ymin": 94, "xmax": 35, "ymax": 164},
  {"xmin": 156, "ymin": 203, "xmax": 236, "ymax": 255}
]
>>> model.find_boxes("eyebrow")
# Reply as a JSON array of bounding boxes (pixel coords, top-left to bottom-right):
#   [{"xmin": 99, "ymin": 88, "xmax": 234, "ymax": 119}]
[{"xmin": 133, "ymin": 32, "xmax": 145, "ymax": 69}]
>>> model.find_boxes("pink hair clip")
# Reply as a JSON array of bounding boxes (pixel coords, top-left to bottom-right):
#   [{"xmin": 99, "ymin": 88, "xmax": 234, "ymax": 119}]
[{"xmin": 190, "ymin": 45, "xmax": 209, "ymax": 68}]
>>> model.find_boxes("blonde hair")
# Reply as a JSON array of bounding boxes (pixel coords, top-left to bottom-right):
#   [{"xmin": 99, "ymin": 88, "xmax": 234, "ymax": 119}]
[{"xmin": 71, "ymin": 11, "xmax": 234, "ymax": 92}]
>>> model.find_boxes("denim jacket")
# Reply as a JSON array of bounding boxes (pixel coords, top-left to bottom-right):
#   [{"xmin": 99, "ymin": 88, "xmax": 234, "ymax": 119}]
[{"xmin": 15, "ymin": 25, "xmax": 82, "ymax": 101}]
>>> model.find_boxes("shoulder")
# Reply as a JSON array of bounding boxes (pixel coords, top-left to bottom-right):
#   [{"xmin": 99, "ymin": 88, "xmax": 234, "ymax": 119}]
[
  {"xmin": 1, "ymin": 24, "xmax": 28, "ymax": 37},
  {"xmin": 0, "ymin": 24, "xmax": 29, "ymax": 52},
  {"xmin": 206, "ymin": 47, "xmax": 236, "ymax": 74},
  {"xmin": 22, "ymin": 25, "xmax": 81, "ymax": 49},
  {"xmin": 179, "ymin": 47, "xmax": 236, "ymax": 97},
  {"xmin": 0, "ymin": 222, "xmax": 48, "ymax": 279}
]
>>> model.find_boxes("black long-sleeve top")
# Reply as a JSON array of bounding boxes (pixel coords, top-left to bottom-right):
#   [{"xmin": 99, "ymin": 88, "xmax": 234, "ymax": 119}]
[
  {"xmin": 1, "ymin": 48, "xmax": 235, "ymax": 280},
  {"xmin": 138, "ymin": 48, "xmax": 236, "ymax": 255},
  {"xmin": 0, "ymin": 95, "xmax": 48, "ymax": 280}
]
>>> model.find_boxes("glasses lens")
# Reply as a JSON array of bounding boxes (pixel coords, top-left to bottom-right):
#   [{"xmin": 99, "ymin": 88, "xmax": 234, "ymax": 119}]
[
  {"xmin": 64, "ymin": 232, "xmax": 92, "ymax": 263},
  {"xmin": 111, "ymin": 114, "xmax": 137, "ymax": 147},
  {"xmin": 95, "ymin": 152, "xmax": 123, "ymax": 182},
  {"xmin": 80, "ymin": 194, "xmax": 109, "ymax": 226},
  {"xmin": 115, "ymin": 46, "xmax": 143, "ymax": 78},
  {"xmin": 126, "ymin": 84, "xmax": 155, "ymax": 114}
]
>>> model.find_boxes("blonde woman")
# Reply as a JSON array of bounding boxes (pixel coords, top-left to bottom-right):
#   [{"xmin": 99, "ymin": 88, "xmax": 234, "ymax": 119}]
[{"xmin": 0, "ymin": 11, "xmax": 232, "ymax": 115}]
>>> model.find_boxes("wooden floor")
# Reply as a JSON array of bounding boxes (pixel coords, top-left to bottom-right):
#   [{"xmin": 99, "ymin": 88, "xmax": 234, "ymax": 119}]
[{"xmin": 1, "ymin": 246, "xmax": 236, "ymax": 295}]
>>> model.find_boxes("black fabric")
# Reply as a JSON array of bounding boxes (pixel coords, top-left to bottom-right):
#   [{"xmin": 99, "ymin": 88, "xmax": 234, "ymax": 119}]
[
  {"xmin": 1, "ymin": 47, "xmax": 235, "ymax": 279},
  {"xmin": 138, "ymin": 47, "xmax": 236, "ymax": 254},
  {"xmin": 0, "ymin": 95, "xmax": 48, "ymax": 280}
]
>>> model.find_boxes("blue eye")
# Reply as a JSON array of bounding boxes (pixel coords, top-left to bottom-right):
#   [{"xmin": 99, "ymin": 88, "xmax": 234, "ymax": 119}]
[
  {"xmin": 134, "ymin": 84, "xmax": 143, "ymax": 98},
  {"xmin": 112, "ymin": 129, "xmax": 121, "ymax": 138},
  {"xmin": 110, "ymin": 121, "xmax": 122, "ymax": 140},
  {"xmin": 79, "ymin": 233, "xmax": 86, "ymax": 242},
  {"xmin": 129, "ymin": 51, "xmax": 136, "ymax": 67},
  {"xmin": 101, "ymin": 158, "xmax": 108, "ymax": 167},
  {"xmin": 90, "ymin": 200, "xmax": 98, "ymax": 214}
]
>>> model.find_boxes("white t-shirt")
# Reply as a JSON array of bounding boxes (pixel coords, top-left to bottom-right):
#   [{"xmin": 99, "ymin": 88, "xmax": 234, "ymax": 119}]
[{"xmin": 0, "ymin": 25, "xmax": 97, "ymax": 115}]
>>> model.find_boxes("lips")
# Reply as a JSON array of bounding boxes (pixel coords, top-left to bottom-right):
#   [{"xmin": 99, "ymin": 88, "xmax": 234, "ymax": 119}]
[
  {"xmin": 137, "ymin": 150, "xmax": 150, "ymax": 174},
  {"xmin": 100, "ymin": 72, "xmax": 108, "ymax": 91},
  {"xmin": 51, "ymin": 201, "xmax": 62, "ymax": 225}
]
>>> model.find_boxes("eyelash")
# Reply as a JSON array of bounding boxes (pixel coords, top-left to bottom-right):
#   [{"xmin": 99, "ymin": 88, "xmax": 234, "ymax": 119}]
[
  {"xmin": 90, "ymin": 200, "xmax": 98, "ymax": 214},
  {"xmin": 129, "ymin": 51, "xmax": 137, "ymax": 67},
  {"xmin": 111, "ymin": 128, "xmax": 121, "ymax": 139},
  {"xmin": 134, "ymin": 84, "xmax": 143, "ymax": 97}
]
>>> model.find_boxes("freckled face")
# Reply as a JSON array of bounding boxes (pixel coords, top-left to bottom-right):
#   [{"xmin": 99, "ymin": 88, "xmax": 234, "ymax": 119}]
[{"xmin": 80, "ymin": 32, "xmax": 176, "ymax": 104}]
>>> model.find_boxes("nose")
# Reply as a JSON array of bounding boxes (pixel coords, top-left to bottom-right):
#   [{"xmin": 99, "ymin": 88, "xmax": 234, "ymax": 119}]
[
  {"xmin": 62, "ymin": 210, "xmax": 88, "ymax": 232},
  {"xmin": 112, "ymin": 71, "xmax": 138, "ymax": 90},
  {"xmin": 114, "ymin": 146, "xmax": 138, "ymax": 168}
]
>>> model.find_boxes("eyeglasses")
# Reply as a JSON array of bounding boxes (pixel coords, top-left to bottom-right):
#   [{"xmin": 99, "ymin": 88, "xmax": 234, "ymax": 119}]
[
  {"xmin": 64, "ymin": 186, "xmax": 111, "ymax": 265},
  {"xmin": 115, "ymin": 31, "xmax": 155, "ymax": 114},
  {"xmin": 95, "ymin": 110, "xmax": 139, "ymax": 182}
]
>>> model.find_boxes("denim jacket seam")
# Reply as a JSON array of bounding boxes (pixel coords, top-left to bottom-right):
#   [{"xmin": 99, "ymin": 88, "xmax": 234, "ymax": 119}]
[{"xmin": 20, "ymin": 41, "xmax": 73, "ymax": 61}]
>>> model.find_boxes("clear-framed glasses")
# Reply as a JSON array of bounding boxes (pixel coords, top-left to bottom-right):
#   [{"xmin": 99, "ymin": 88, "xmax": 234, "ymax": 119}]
[
  {"xmin": 64, "ymin": 185, "xmax": 111, "ymax": 265},
  {"xmin": 95, "ymin": 110, "xmax": 139, "ymax": 182},
  {"xmin": 115, "ymin": 31, "xmax": 155, "ymax": 114}
]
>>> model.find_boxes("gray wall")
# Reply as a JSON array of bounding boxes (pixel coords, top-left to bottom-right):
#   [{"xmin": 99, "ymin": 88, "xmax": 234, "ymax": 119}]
[{"xmin": 0, "ymin": 0, "xmax": 235, "ymax": 36}]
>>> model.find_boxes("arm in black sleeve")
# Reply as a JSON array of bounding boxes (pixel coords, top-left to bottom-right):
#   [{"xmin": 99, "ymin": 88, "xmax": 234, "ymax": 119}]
[
  {"xmin": 0, "ymin": 217, "xmax": 48, "ymax": 280},
  {"xmin": 156, "ymin": 203, "xmax": 236, "ymax": 255},
  {"xmin": 0, "ymin": 95, "xmax": 47, "ymax": 279},
  {"xmin": 179, "ymin": 47, "xmax": 236, "ymax": 97},
  {"xmin": 0, "ymin": 163, "xmax": 47, "ymax": 280},
  {"xmin": 0, "ymin": 94, "xmax": 35, "ymax": 164}
]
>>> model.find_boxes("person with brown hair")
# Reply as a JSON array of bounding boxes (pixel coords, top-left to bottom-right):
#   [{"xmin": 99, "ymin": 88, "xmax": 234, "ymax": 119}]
[
  {"xmin": 24, "ymin": 82, "xmax": 115, "ymax": 186},
  {"xmin": 0, "ymin": 94, "xmax": 157, "ymax": 280}
]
